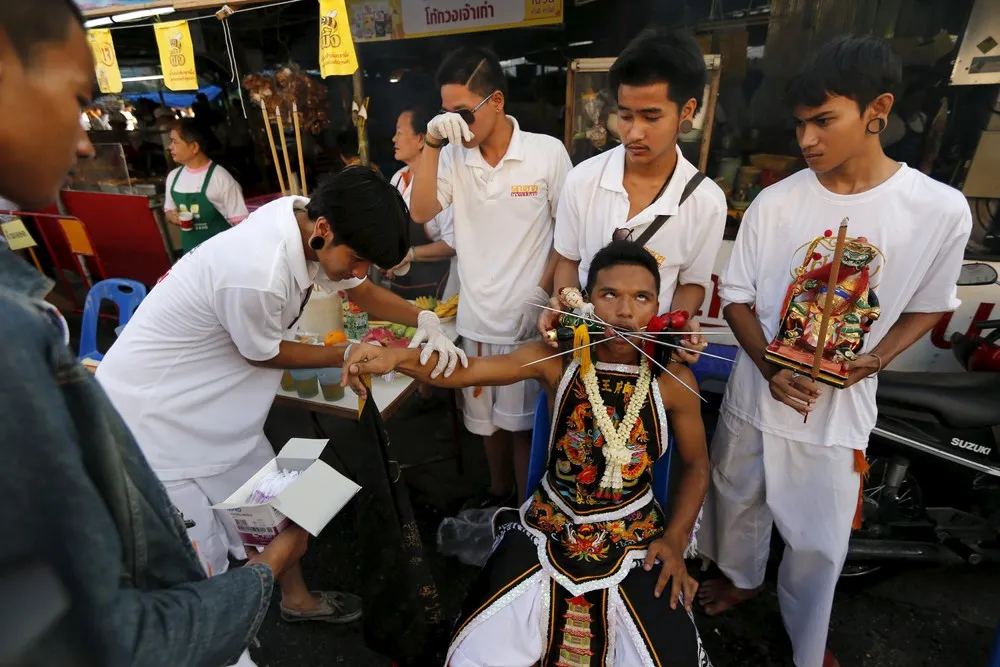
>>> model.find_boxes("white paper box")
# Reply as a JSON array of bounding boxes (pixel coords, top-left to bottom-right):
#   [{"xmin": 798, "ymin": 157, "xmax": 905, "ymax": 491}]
[{"xmin": 212, "ymin": 438, "xmax": 361, "ymax": 547}]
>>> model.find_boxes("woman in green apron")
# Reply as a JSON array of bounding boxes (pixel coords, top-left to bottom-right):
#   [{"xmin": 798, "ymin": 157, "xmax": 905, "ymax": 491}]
[{"xmin": 165, "ymin": 119, "xmax": 248, "ymax": 254}]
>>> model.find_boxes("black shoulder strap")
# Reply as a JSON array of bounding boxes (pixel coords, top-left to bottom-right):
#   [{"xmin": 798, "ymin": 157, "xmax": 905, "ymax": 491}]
[{"xmin": 633, "ymin": 171, "xmax": 707, "ymax": 248}]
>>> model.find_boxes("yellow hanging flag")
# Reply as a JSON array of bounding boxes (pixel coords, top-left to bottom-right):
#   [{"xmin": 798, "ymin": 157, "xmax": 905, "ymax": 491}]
[
  {"xmin": 153, "ymin": 20, "xmax": 198, "ymax": 91},
  {"xmin": 319, "ymin": 0, "xmax": 359, "ymax": 78},
  {"xmin": 87, "ymin": 29, "xmax": 122, "ymax": 94}
]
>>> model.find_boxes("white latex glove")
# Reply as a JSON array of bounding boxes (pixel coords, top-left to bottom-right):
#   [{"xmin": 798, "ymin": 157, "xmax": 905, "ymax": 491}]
[
  {"xmin": 516, "ymin": 286, "xmax": 550, "ymax": 342},
  {"xmin": 427, "ymin": 112, "xmax": 474, "ymax": 146},
  {"xmin": 409, "ymin": 310, "xmax": 468, "ymax": 379}
]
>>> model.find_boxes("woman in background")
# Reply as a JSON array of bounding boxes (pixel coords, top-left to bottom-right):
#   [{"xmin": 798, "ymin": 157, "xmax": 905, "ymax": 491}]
[
  {"xmin": 386, "ymin": 106, "xmax": 458, "ymax": 301},
  {"xmin": 164, "ymin": 119, "xmax": 248, "ymax": 254}
]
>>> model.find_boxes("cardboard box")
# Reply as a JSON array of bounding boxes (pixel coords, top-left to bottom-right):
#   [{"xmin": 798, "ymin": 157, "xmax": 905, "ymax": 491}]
[{"xmin": 212, "ymin": 438, "xmax": 361, "ymax": 547}]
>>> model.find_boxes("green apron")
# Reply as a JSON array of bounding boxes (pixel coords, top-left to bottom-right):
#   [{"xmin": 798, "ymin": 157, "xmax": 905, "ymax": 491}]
[{"xmin": 170, "ymin": 162, "xmax": 231, "ymax": 253}]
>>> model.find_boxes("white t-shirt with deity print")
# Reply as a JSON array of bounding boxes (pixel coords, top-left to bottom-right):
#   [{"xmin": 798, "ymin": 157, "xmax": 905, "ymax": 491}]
[{"xmin": 719, "ymin": 164, "xmax": 972, "ymax": 450}]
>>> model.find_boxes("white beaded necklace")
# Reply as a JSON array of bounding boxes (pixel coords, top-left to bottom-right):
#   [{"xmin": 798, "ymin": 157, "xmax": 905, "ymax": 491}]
[{"xmin": 582, "ymin": 359, "xmax": 652, "ymax": 498}]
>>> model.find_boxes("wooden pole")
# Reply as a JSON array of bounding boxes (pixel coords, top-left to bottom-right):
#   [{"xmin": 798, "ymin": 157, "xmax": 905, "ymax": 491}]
[
  {"xmin": 699, "ymin": 56, "xmax": 722, "ymax": 173},
  {"xmin": 292, "ymin": 102, "xmax": 308, "ymax": 197},
  {"xmin": 275, "ymin": 106, "xmax": 297, "ymax": 195},
  {"xmin": 352, "ymin": 64, "xmax": 370, "ymax": 168},
  {"xmin": 260, "ymin": 104, "xmax": 286, "ymax": 195},
  {"xmin": 26, "ymin": 247, "xmax": 43, "ymax": 273},
  {"xmin": 805, "ymin": 216, "xmax": 850, "ymax": 422}
]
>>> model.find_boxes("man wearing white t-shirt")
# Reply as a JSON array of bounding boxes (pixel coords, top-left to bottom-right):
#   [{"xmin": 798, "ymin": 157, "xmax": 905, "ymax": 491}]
[
  {"xmin": 695, "ymin": 37, "xmax": 972, "ymax": 667},
  {"xmin": 97, "ymin": 167, "xmax": 466, "ymax": 632},
  {"xmin": 408, "ymin": 47, "xmax": 572, "ymax": 506},
  {"xmin": 543, "ymin": 30, "xmax": 727, "ymax": 363},
  {"xmin": 164, "ymin": 119, "xmax": 248, "ymax": 254}
]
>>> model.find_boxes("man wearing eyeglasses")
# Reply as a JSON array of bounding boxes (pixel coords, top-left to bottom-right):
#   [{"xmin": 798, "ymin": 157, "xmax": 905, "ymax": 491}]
[
  {"xmin": 540, "ymin": 29, "xmax": 728, "ymax": 362},
  {"xmin": 408, "ymin": 47, "xmax": 573, "ymax": 508}
]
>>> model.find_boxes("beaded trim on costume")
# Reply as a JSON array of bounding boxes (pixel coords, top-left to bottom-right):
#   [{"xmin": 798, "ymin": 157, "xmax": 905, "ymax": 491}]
[
  {"xmin": 444, "ymin": 569, "xmax": 546, "ymax": 665},
  {"xmin": 594, "ymin": 360, "xmax": 642, "ymax": 374},
  {"xmin": 612, "ymin": 589, "xmax": 657, "ymax": 667},
  {"xmin": 539, "ymin": 577, "xmax": 552, "ymax": 660},
  {"xmin": 606, "ymin": 587, "xmax": 619, "ymax": 667},
  {"xmin": 540, "ymin": 473, "xmax": 654, "ymax": 524}
]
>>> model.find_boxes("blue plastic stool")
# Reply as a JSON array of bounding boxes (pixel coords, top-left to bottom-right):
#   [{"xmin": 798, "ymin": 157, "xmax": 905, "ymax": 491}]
[
  {"xmin": 690, "ymin": 342, "xmax": 738, "ymax": 393},
  {"xmin": 526, "ymin": 390, "xmax": 673, "ymax": 508},
  {"xmin": 78, "ymin": 278, "xmax": 147, "ymax": 362}
]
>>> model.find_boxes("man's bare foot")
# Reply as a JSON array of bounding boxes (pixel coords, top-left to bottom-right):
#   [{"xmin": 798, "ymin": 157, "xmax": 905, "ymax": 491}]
[{"xmin": 696, "ymin": 577, "xmax": 761, "ymax": 616}]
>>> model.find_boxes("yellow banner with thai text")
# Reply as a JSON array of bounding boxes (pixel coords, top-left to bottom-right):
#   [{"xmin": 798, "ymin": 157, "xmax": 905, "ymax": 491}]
[
  {"xmin": 319, "ymin": 0, "xmax": 360, "ymax": 77},
  {"xmin": 1, "ymin": 218, "xmax": 37, "ymax": 251},
  {"xmin": 154, "ymin": 20, "xmax": 199, "ymax": 91},
  {"xmin": 87, "ymin": 29, "xmax": 123, "ymax": 94},
  {"xmin": 346, "ymin": 0, "xmax": 563, "ymax": 43}
]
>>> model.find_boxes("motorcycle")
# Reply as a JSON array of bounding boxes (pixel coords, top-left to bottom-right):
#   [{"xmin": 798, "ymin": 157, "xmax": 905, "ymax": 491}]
[{"xmin": 844, "ymin": 262, "xmax": 1000, "ymax": 577}]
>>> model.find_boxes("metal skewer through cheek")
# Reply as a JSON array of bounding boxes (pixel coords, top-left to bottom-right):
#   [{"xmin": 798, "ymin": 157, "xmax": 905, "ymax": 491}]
[
  {"xmin": 612, "ymin": 330, "xmax": 706, "ymax": 402},
  {"xmin": 628, "ymin": 330, "xmax": 733, "ymax": 336},
  {"xmin": 630, "ymin": 335, "xmax": 737, "ymax": 363},
  {"xmin": 520, "ymin": 338, "xmax": 604, "ymax": 367},
  {"xmin": 534, "ymin": 303, "xmax": 624, "ymax": 333},
  {"xmin": 530, "ymin": 303, "xmax": 719, "ymax": 397}
]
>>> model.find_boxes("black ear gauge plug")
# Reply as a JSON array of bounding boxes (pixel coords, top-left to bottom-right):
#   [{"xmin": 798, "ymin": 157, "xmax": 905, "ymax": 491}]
[{"xmin": 309, "ymin": 236, "xmax": 325, "ymax": 250}]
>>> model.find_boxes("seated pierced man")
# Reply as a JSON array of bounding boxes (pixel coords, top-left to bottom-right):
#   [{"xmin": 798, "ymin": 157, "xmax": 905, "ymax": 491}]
[{"xmin": 343, "ymin": 240, "xmax": 712, "ymax": 667}]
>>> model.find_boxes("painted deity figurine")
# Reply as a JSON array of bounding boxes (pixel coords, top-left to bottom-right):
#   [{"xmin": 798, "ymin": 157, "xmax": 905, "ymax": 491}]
[{"xmin": 774, "ymin": 235, "xmax": 881, "ymax": 363}]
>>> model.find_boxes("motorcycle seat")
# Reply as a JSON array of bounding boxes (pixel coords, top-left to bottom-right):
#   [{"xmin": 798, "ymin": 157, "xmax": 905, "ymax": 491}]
[{"xmin": 877, "ymin": 371, "xmax": 1000, "ymax": 429}]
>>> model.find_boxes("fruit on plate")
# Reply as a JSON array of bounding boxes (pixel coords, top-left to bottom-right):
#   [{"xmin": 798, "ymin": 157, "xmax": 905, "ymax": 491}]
[
  {"xmin": 434, "ymin": 294, "xmax": 458, "ymax": 318},
  {"xmin": 388, "ymin": 323, "xmax": 407, "ymax": 337},
  {"xmin": 361, "ymin": 327, "xmax": 411, "ymax": 348},
  {"xmin": 414, "ymin": 295, "xmax": 438, "ymax": 310},
  {"xmin": 404, "ymin": 326, "xmax": 418, "ymax": 339},
  {"xmin": 324, "ymin": 330, "xmax": 348, "ymax": 346},
  {"xmin": 339, "ymin": 291, "xmax": 364, "ymax": 316}
]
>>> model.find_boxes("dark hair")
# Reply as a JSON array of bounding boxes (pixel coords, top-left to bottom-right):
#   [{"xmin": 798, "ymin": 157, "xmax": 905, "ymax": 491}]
[
  {"xmin": 336, "ymin": 129, "xmax": 359, "ymax": 159},
  {"xmin": 400, "ymin": 106, "xmax": 435, "ymax": 136},
  {"xmin": 586, "ymin": 240, "xmax": 661, "ymax": 296},
  {"xmin": 785, "ymin": 35, "xmax": 902, "ymax": 114},
  {"xmin": 0, "ymin": 0, "xmax": 84, "ymax": 64},
  {"xmin": 306, "ymin": 166, "xmax": 409, "ymax": 269},
  {"xmin": 171, "ymin": 119, "xmax": 207, "ymax": 149},
  {"xmin": 436, "ymin": 47, "xmax": 508, "ymax": 99},
  {"xmin": 608, "ymin": 28, "xmax": 707, "ymax": 111}
]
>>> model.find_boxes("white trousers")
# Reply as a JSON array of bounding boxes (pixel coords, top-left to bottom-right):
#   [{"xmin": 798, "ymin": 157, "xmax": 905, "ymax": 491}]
[
  {"xmin": 161, "ymin": 438, "xmax": 276, "ymax": 578},
  {"xmin": 160, "ymin": 440, "xmax": 276, "ymax": 667},
  {"xmin": 697, "ymin": 413, "xmax": 860, "ymax": 667},
  {"xmin": 460, "ymin": 339, "xmax": 539, "ymax": 435}
]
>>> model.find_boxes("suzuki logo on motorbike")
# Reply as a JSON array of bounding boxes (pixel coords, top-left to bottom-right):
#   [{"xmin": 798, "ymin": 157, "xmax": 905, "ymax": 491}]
[{"xmin": 950, "ymin": 438, "xmax": 992, "ymax": 456}]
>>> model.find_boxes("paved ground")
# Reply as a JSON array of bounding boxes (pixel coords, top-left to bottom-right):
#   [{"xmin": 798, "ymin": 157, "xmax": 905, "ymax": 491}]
[{"xmin": 250, "ymin": 389, "xmax": 1000, "ymax": 667}]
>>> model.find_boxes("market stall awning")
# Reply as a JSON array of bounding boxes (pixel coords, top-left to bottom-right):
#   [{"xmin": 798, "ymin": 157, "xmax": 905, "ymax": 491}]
[{"xmin": 121, "ymin": 84, "xmax": 222, "ymax": 108}]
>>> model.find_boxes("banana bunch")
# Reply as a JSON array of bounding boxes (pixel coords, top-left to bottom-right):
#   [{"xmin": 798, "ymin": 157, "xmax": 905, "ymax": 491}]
[
  {"xmin": 434, "ymin": 294, "xmax": 459, "ymax": 318},
  {"xmin": 413, "ymin": 296, "xmax": 438, "ymax": 311}
]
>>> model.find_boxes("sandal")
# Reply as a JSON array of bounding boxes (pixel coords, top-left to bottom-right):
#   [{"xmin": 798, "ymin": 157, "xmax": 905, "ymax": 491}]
[{"xmin": 280, "ymin": 590, "xmax": 363, "ymax": 624}]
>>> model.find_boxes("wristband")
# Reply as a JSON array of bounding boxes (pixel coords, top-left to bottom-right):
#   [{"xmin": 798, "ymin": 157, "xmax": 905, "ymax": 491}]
[
  {"xmin": 343, "ymin": 343, "xmax": 354, "ymax": 362},
  {"xmin": 424, "ymin": 136, "xmax": 447, "ymax": 150},
  {"xmin": 868, "ymin": 352, "xmax": 883, "ymax": 377},
  {"xmin": 409, "ymin": 247, "xmax": 417, "ymax": 262}
]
